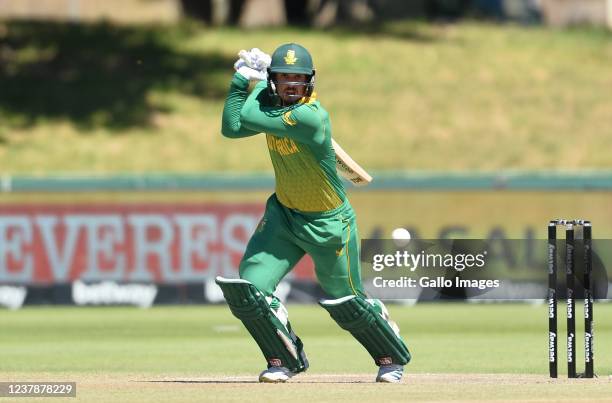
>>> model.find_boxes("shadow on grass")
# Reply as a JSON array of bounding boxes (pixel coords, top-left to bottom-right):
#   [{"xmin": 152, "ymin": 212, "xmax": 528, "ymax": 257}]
[{"xmin": 0, "ymin": 20, "xmax": 233, "ymax": 131}]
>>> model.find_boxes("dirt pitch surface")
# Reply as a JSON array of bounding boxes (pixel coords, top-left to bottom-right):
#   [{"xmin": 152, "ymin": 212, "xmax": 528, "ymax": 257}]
[{"xmin": 5, "ymin": 373, "xmax": 611, "ymax": 402}]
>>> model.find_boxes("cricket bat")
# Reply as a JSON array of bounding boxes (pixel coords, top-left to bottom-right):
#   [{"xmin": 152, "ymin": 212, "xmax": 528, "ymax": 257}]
[{"xmin": 332, "ymin": 138, "xmax": 373, "ymax": 187}]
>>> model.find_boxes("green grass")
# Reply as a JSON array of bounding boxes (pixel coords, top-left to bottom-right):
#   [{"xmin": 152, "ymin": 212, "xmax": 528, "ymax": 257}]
[
  {"xmin": 1, "ymin": 304, "xmax": 611, "ymax": 401},
  {"xmin": 1, "ymin": 304, "xmax": 611, "ymax": 374},
  {"xmin": 1, "ymin": 21, "xmax": 612, "ymax": 174}
]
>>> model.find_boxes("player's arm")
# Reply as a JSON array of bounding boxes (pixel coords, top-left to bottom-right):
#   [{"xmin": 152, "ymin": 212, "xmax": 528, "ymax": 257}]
[
  {"xmin": 240, "ymin": 83, "xmax": 325, "ymax": 146},
  {"xmin": 221, "ymin": 73, "xmax": 261, "ymax": 138}
]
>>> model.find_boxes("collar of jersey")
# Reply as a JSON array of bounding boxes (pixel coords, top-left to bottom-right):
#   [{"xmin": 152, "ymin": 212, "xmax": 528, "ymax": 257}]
[{"xmin": 298, "ymin": 92, "xmax": 317, "ymax": 105}]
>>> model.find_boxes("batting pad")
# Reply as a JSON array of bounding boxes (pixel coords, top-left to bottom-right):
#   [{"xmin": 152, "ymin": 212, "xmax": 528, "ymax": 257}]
[
  {"xmin": 215, "ymin": 277, "xmax": 308, "ymax": 373},
  {"xmin": 319, "ymin": 295, "xmax": 411, "ymax": 366}
]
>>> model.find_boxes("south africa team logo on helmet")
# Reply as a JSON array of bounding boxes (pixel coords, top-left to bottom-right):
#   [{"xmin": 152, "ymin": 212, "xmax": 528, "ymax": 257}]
[
  {"xmin": 269, "ymin": 43, "xmax": 313, "ymax": 75},
  {"xmin": 284, "ymin": 50, "xmax": 298, "ymax": 65}
]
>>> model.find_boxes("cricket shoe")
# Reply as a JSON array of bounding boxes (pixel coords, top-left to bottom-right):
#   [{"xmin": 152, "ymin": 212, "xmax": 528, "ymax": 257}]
[
  {"xmin": 376, "ymin": 364, "xmax": 404, "ymax": 383},
  {"xmin": 258, "ymin": 366, "xmax": 296, "ymax": 383}
]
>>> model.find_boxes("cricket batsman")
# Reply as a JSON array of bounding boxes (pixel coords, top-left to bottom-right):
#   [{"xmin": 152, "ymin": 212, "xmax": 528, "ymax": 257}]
[{"xmin": 216, "ymin": 43, "xmax": 411, "ymax": 383}]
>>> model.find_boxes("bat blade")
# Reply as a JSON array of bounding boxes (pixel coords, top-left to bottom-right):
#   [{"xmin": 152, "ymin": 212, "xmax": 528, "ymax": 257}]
[{"xmin": 331, "ymin": 139, "xmax": 373, "ymax": 187}]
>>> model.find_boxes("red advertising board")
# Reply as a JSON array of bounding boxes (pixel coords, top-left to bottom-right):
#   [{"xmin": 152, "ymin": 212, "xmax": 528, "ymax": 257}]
[{"xmin": 0, "ymin": 204, "xmax": 315, "ymax": 285}]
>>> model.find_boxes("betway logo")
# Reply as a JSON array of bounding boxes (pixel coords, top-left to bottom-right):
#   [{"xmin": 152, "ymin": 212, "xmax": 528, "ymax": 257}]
[
  {"xmin": 548, "ymin": 244, "xmax": 555, "ymax": 274},
  {"xmin": 567, "ymin": 333, "xmax": 574, "ymax": 362},
  {"xmin": 549, "ymin": 332, "xmax": 556, "ymax": 362},
  {"xmin": 585, "ymin": 332, "xmax": 593, "ymax": 362},
  {"xmin": 72, "ymin": 280, "xmax": 157, "ymax": 308},
  {"xmin": 548, "ymin": 297, "xmax": 555, "ymax": 318}
]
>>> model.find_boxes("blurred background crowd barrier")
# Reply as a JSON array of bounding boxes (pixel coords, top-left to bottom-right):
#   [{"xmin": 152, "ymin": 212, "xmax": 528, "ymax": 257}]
[{"xmin": 1, "ymin": 174, "xmax": 611, "ymax": 309}]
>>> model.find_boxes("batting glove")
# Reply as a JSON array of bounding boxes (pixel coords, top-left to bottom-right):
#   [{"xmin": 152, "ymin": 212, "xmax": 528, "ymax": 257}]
[
  {"xmin": 234, "ymin": 58, "xmax": 267, "ymax": 81},
  {"xmin": 238, "ymin": 48, "xmax": 271, "ymax": 71}
]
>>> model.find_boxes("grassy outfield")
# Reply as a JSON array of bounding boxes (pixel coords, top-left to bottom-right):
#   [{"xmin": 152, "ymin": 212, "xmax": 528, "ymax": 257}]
[
  {"xmin": 1, "ymin": 304, "xmax": 611, "ymax": 401},
  {"xmin": 1, "ymin": 21, "xmax": 612, "ymax": 173}
]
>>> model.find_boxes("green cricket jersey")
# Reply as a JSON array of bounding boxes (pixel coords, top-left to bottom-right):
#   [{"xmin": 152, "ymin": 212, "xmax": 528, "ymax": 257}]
[{"xmin": 221, "ymin": 73, "xmax": 346, "ymax": 213}]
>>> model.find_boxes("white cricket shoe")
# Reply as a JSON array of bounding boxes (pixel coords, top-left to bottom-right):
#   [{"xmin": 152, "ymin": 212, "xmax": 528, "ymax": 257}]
[
  {"xmin": 376, "ymin": 364, "xmax": 404, "ymax": 383},
  {"xmin": 258, "ymin": 366, "xmax": 296, "ymax": 383}
]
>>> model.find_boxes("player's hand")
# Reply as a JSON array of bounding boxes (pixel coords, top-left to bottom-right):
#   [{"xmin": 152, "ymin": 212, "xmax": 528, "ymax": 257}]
[
  {"xmin": 238, "ymin": 48, "xmax": 271, "ymax": 71},
  {"xmin": 234, "ymin": 58, "xmax": 267, "ymax": 81}
]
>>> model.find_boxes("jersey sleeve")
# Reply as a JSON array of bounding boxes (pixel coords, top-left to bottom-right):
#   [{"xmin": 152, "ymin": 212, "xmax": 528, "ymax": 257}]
[
  {"xmin": 221, "ymin": 73, "xmax": 261, "ymax": 138},
  {"xmin": 240, "ymin": 83, "xmax": 326, "ymax": 146}
]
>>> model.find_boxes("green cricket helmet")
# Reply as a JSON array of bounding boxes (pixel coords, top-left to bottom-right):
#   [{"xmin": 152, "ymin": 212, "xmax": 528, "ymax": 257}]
[{"xmin": 267, "ymin": 43, "xmax": 316, "ymax": 102}]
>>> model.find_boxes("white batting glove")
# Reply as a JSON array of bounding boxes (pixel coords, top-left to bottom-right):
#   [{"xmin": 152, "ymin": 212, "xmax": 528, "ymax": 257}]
[
  {"xmin": 238, "ymin": 48, "xmax": 271, "ymax": 71},
  {"xmin": 234, "ymin": 58, "xmax": 267, "ymax": 81}
]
